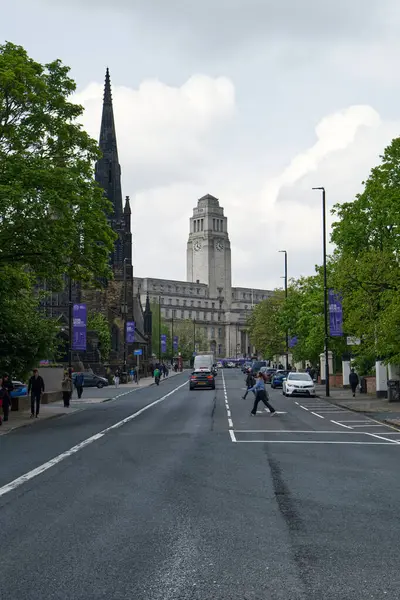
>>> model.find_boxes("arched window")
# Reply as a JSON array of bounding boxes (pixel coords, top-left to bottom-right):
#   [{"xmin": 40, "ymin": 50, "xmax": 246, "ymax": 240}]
[{"xmin": 111, "ymin": 324, "xmax": 120, "ymax": 351}]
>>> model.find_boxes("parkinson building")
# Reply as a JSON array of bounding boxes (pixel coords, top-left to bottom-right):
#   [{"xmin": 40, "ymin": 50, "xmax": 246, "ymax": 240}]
[{"xmin": 134, "ymin": 194, "xmax": 272, "ymax": 358}]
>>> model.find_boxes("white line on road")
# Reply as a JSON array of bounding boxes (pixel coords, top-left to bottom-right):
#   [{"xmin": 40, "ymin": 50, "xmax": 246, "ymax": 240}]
[
  {"xmin": 365, "ymin": 432, "xmax": 400, "ymax": 444},
  {"xmin": 331, "ymin": 420, "xmax": 353, "ymax": 429},
  {"xmin": 235, "ymin": 440, "xmax": 399, "ymax": 445},
  {"xmin": 311, "ymin": 412, "xmax": 324, "ymax": 419},
  {"xmin": 299, "ymin": 405, "xmax": 309, "ymax": 411},
  {"xmin": 229, "ymin": 430, "xmax": 237, "ymax": 442},
  {"xmin": 348, "ymin": 424, "xmax": 383, "ymax": 428},
  {"xmin": 222, "ymin": 370, "xmax": 234, "ymax": 431},
  {"xmin": 228, "ymin": 418, "xmax": 233, "ymax": 428},
  {"xmin": 227, "ymin": 410, "xmax": 231, "ymax": 417},
  {"xmin": 0, "ymin": 380, "xmax": 189, "ymax": 499}
]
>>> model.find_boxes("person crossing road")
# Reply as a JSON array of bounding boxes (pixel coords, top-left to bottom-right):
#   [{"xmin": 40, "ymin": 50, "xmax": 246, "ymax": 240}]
[
  {"xmin": 242, "ymin": 368, "xmax": 256, "ymax": 400},
  {"xmin": 248, "ymin": 372, "xmax": 276, "ymax": 416}
]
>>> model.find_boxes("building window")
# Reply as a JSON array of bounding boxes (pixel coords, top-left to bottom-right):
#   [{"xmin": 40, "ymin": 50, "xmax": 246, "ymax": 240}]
[
  {"xmin": 218, "ymin": 344, "xmax": 222, "ymax": 356},
  {"xmin": 220, "ymin": 220, "xmax": 223, "ymax": 232},
  {"xmin": 245, "ymin": 305, "xmax": 248, "ymax": 310},
  {"xmin": 160, "ymin": 297, "xmax": 164, "ymax": 304},
  {"xmin": 176, "ymin": 299, "xmax": 180, "ymax": 306},
  {"xmin": 213, "ymin": 218, "xmax": 215, "ymax": 230},
  {"xmin": 204, "ymin": 327, "xmax": 207, "ymax": 337},
  {"xmin": 191, "ymin": 300, "xmax": 194, "ymax": 307},
  {"xmin": 173, "ymin": 309, "xmax": 176, "ymax": 318},
  {"xmin": 218, "ymin": 313, "xmax": 221, "ymax": 321},
  {"xmin": 169, "ymin": 298, "xmax": 172, "ymax": 305},
  {"xmin": 216, "ymin": 220, "xmax": 219, "ymax": 231},
  {"xmin": 212, "ymin": 302, "xmax": 215, "ymax": 308},
  {"xmin": 183, "ymin": 299, "xmax": 187, "ymax": 306},
  {"xmin": 165, "ymin": 309, "xmax": 169, "ymax": 317},
  {"xmin": 181, "ymin": 310, "xmax": 184, "ymax": 319},
  {"xmin": 196, "ymin": 311, "xmax": 199, "ymax": 319},
  {"xmin": 197, "ymin": 300, "xmax": 201, "ymax": 307},
  {"xmin": 211, "ymin": 327, "xmax": 215, "ymax": 338},
  {"xmin": 201, "ymin": 219, "xmax": 204, "ymax": 231},
  {"xmin": 218, "ymin": 328, "xmax": 222, "ymax": 338},
  {"xmin": 183, "ymin": 287, "xmax": 186, "ymax": 294},
  {"xmin": 205, "ymin": 301, "xmax": 208, "ymax": 308},
  {"xmin": 189, "ymin": 311, "xmax": 192, "ymax": 319},
  {"xmin": 197, "ymin": 288, "xmax": 200, "ymax": 294}
]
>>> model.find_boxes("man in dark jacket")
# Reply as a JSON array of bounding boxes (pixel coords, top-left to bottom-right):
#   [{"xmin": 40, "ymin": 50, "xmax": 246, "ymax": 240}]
[
  {"xmin": 28, "ymin": 369, "xmax": 45, "ymax": 418},
  {"xmin": 349, "ymin": 369, "xmax": 359, "ymax": 398},
  {"xmin": 74, "ymin": 372, "xmax": 84, "ymax": 399},
  {"xmin": 2, "ymin": 375, "xmax": 13, "ymax": 422},
  {"xmin": 242, "ymin": 369, "xmax": 256, "ymax": 400}
]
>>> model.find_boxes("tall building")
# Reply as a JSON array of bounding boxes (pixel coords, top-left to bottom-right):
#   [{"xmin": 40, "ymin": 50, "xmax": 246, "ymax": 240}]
[
  {"xmin": 134, "ymin": 194, "xmax": 272, "ymax": 358},
  {"xmin": 43, "ymin": 69, "xmax": 151, "ymax": 369}
]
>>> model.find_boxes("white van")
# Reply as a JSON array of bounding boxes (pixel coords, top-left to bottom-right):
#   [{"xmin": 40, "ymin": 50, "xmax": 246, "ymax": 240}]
[{"xmin": 194, "ymin": 354, "xmax": 214, "ymax": 372}]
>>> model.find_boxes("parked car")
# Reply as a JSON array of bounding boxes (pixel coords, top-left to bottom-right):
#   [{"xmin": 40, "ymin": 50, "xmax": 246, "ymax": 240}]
[
  {"xmin": 251, "ymin": 361, "xmax": 267, "ymax": 375},
  {"xmin": 189, "ymin": 369, "xmax": 215, "ymax": 390},
  {"xmin": 11, "ymin": 381, "xmax": 28, "ymax": 397},
  {"xmin": 282, "ymin": 372, "xmax": 316, "ymax": 397},
  {"xmin": 226, "ymin": 362, "xmax": 235, "ymax": 368},
  {"xmin": 259, "ymin": 366, "xmax": 276, "ymax": 383},
  {"xmin": 72, "ymin": 372, "xmax": 108, "ymax": 388},
  {"xmin": 271, "ymin": 370, "xmax": 290, "ymax": 389}
]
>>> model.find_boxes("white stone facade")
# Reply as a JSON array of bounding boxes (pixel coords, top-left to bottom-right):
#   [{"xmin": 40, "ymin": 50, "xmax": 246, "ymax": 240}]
[{"xmin": 134, "ymin": 194, "xmax": 272, "ymax": 357}]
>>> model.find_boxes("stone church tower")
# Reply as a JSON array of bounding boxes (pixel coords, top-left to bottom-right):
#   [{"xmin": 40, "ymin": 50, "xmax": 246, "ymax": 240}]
[{"xmin": 186, "ymin": 194, "xmax": 232, "ymax": 307}]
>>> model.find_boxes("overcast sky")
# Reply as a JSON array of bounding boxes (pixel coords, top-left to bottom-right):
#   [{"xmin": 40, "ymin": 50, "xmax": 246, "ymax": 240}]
[{"xmin": 3, "ymin": 1, "xmax": 400, "ymax": 290}]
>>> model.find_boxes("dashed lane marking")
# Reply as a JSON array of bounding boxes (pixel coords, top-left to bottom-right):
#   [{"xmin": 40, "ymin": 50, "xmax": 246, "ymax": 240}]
[
  {"xmin": 331, "ymin": 420, "xmax": 353, "ymax": 429},
  {"xmin": 0, "ymin": 380, "xmax": 189, "ymax": 499},
  {"xmin": 311, "ymin": 412, "xmax": 324, "ymax": 419}
]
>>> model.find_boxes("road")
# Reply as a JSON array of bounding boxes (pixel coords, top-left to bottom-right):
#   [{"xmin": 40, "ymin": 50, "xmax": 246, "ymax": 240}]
[{"xmin": 1, "ymin": 369, "xmax": 400, "ymax": 599}]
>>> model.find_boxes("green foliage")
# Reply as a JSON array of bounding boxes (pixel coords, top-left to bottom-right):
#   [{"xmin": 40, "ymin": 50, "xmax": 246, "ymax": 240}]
[
  {"xmin": 0, "ymin": 266, "xmax": 58, "ymax": 379},
  {"xmin": 87, "ymin": 311, "xmax": 111, "ymax": 360},
  {"xmin": 247, "ymin": 292, "xmax": 285, "ymax": 359},
  {"xmin": 0, "ymin": 42, "xmax": 116, "ymax": 287},
  {"xmin": 331, "ymin": 136, "xmax": 400, "ymax": 365}
]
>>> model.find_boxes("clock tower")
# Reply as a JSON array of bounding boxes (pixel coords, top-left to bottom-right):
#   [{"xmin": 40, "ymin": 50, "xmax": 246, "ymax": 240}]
[{"xmin": 187, "ymin": 194, "xmax": 232, "ymax": 302}]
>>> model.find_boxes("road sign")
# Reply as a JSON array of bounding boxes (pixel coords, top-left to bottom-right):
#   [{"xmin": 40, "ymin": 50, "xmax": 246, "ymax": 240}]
[
  {"xmin": 346, "ymin": 336, "xmax": 361, "ymax": 346},
  {"xmin": 134, "ymin": 349, "xmax": 143, "ymax": 356}
]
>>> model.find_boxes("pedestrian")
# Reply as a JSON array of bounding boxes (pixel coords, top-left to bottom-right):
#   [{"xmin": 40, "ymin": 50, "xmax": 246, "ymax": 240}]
[
  {"xmin": 74, "ymin": 371, "xmax": 84, "ymax": 399},
  {"xmin": 0, "ymin": 377, "xmax": 6, "ymax": 425},
  {"xmin": 154, "ymin": 366, "xmax": 161, "ymax": 385},
  {"xmin": 349, "ymin": 368, "xmax": 359, "ymax": 398},
  {"xmin": 1, "ymin": 374, "xmax": 13, "ymax": 422},
  {"xmin": 28, "ymin": 368, "xmax": 45, "ymax": 418},
  {"xmin": 249, "ymin": 372, "xmax": 276, "ymax": 416},
  {"xmin": 1, "ymin": 375, "xmax": 12, "ymax": 423},
  {"xmin": 61, "ymin": 371, "xmax": 73, "ymax": 407},
  {"xmin": 114, "ymin": 371, "xmax": 120, "ymax": 388},
  {"xmin": 242, "ymin": 369, "xmax": 256, "ymax": 400}
]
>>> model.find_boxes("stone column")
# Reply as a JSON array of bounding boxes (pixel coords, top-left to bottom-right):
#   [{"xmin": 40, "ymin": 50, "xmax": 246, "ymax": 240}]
[
  {"xmin": 342, "ymin": 360, "xmax": 351, "ymax": 388},
  {"xmin": 320, "ymin": 351, "xmax": 334, "ymax": 383},
  {"xmin": 375, "ymin": 361, "xmax": 388, "ymax": 398},
  {"xmin": 388, "ymin": 364, "xmax": 400, "ymax": 380}
]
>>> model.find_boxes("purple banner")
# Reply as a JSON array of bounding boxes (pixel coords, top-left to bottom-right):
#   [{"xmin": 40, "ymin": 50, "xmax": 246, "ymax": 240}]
[
  {"xmin": 126, "ymin": 321, "xmax": 135, "ymax": 344},
  {"xmin": 161, "ymin": 334, "xmax": 167, "ymax": 354},
  {"xmin": 72, "ymin": 304, "xmax": 87, "ymax": 351},
  {"xmin": 173, "ymin": 336, "xmax": 178, "ymax": 351},
  {"xmin": 289, "ymin": 336, "xmax": 298, "ymax": 348},
  {"xmin": 329, "ymin": 289, "xmax": 343, "ymax": 337}
]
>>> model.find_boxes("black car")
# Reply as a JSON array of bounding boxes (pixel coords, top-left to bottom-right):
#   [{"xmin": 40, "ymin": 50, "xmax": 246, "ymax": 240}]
[
  {"xmin": 72, "ymin": 372, "xmax": 108, "ymax": 388},
  {"xmin": 189, "ymin": 369, "xmax": 215, "ymax": 390}
]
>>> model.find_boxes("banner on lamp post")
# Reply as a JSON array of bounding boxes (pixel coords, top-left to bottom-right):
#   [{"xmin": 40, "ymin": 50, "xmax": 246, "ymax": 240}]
[
  {"xmin": 126, "ymin": 321, "xmax": 135, "ymax": 343},
  {"xmin": 72, "ymin": 304, "xmax": 87, "ymax": 351},
  {"xmin": 173, "ymin": 336, "xmax": 178, "ymax": 352},
  {"xmin": 289, "ymin": 336, "xmax": 298, "ymax": 348},
  {"xmin": 161, "ymin": 334, "xmax": 167, "ymax": 354},
  {"xmin": 328, "ymin": 289, "xmax": 343, "ymax": 337}
]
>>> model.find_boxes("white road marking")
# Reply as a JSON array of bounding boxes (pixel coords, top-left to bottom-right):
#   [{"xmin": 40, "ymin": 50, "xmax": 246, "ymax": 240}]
[
  {"xmin": 331, "ymin": 420, "xmax": 353, "ymax": 429},
  {"xmin": 365, "ymin": 432, "xmax": 400, "ymax": 444},
  {"xmin": 311, "ymin": 412, "xmax": 324, "ymax": 419},
  {"xmin": 228, "ymin": 418, "xmax": 233, "ymax": 428},
  {"xmin": 233, "ymin": 430, "xmax": 363, "ymax": 434},
  {"xmin": 227, "ymin": 410, "xmax": 231, "ymax": 417},
  {"xmin": 229, "ymin": 429, "xmax": 237, "ymax": 442},
  {"xmin": 0, "ymin": 380, "xmax": 189, "ymax": 499},
  {"xmin": 294, "ymin": 402, "xmax": 299, "ymax": 405},
  {"xmin": 222, "ymin": 370, "xmax": 234, "ymax": 434},
  {"xmin": 235, "ymin": 440, "xmax": 399, "ymax": 445},
  {"xmin": 299, "ymin": 405, "xmax": 309, "ymax": 411},
  {"xmin": 348, "ymin": 424, "xmax": 383, "ymax": 428}
]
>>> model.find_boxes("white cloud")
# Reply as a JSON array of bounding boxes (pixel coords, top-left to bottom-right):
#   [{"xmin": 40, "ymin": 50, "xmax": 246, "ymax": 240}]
[{"xmin": 74, "ymin": 75, "xmax": 235, "ymax": 190}]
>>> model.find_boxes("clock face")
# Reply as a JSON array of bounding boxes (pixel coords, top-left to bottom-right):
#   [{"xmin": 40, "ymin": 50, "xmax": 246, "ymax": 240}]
[
  {"xmin": 216, "ymin": 241, "xmax": 224, "ymax": 251},
  {"xmin": 194, "ymin": 241, "xmax": 202, "ymax": 252}
]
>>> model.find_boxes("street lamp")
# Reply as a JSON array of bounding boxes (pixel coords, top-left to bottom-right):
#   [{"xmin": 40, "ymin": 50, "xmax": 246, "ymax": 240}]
[
  {"xmin": 158, "ymin": 295, "xmax": 161, "ymax": 361},
  {"xmin": 68, "ymin": 273, "xmax": 72, "ymax": 376},
  {"xmin": 279, "ymin": 250, "xmax": 289, "ymax": 370},
  {"xmin": 123, "ymin": 258, "xmax": 128, "ymax": 373},
  {"xmin": 312, "ymin": 186, "xmax": 330, "ymax": 397}
]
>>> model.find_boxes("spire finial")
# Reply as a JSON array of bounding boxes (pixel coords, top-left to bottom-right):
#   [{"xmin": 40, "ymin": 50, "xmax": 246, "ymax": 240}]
[
  {"xmin": 124, "ymin": 195, "xmax": 131, "ymax": 215},
  {"xmin": 104, "ymin": 67, "xmax": 112, "ymax": 104}
]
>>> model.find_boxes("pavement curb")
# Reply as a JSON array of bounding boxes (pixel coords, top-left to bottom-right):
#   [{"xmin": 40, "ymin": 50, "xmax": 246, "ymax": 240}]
[{"xmin": 0, "ymin": 412, "xmax": 68, "ymax": 436}]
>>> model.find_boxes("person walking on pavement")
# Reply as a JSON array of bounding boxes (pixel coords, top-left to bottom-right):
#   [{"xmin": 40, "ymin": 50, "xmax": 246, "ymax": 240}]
[
  {"xmin": 61, "ymin": 371, "xmax": 73, "ymax": 407},
  {"xmin": 28, "ymin": 368, "xmax": 45, "ymax": 418},
  {"xmin": 2, "ymin": 374, "xmax": 13, "ymax": 422},
  {"xmin": 349, "ymin": 368, "xmax": 359, "ymax": 398},
  {"xmin": 249, "ymin": 372, "xmax": 276, "ymax": 416},
  {"xmin": 242, "ymin": 368, "xmax": 256, "ymax": 400},
  {"xmin": 154, "ymin": 366, "xmax": 161, "ymax": 385},
  {"xmin": 114, "ymin": 370, "xmax": 120, "ymax": 388},
  {"xmin": 74, "ymin": 371, "xmax": 84, "ymax": 399}
]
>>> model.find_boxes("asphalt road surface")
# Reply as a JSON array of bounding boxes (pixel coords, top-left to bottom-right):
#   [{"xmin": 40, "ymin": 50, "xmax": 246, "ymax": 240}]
[{"xmin": 1, "ymin": 369, "xmax": 400, "ymax": 599}]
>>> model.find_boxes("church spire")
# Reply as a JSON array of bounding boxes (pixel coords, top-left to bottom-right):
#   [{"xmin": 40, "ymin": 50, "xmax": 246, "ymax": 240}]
[{"xmin": 95, "ymin": 67, "xmax": 123, "ymax": 222}]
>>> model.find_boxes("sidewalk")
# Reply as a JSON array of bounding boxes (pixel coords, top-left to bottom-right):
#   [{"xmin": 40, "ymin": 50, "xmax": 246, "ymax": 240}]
[
  {"xmin": 316, "ymin": 384, "xmax": 400, "ymax": 428},
  {"xmin": 0, "ymin": 370, "xmax": 185, "ymax": 436}
]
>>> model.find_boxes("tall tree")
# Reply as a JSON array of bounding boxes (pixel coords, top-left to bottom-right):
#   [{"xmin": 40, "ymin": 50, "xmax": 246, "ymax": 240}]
[{"xmin": 0, "ymin": 42, "xmax": 116, "ymax": 286}]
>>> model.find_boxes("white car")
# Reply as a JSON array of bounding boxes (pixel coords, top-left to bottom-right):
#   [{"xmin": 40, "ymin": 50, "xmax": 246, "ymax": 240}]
[{"xmin": 282, "ymin": 372, "xmax": 316, "ymax": 397}]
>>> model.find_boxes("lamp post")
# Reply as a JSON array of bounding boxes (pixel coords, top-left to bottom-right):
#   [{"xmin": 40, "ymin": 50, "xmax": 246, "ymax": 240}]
[
  {"xmin": 193, "ymin": 319, "xmax": 196, "ymax": 356},
  {"xmin": 312, "ymin": 186, "xmax": 330, "ymax": 398},
  {"xmin": 171, "ymin": 316, "xmax": 174, "ymax": 365},
  {"xmin": 279, "ymin": 250, "xmax": 289, "ymax": 370}
]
